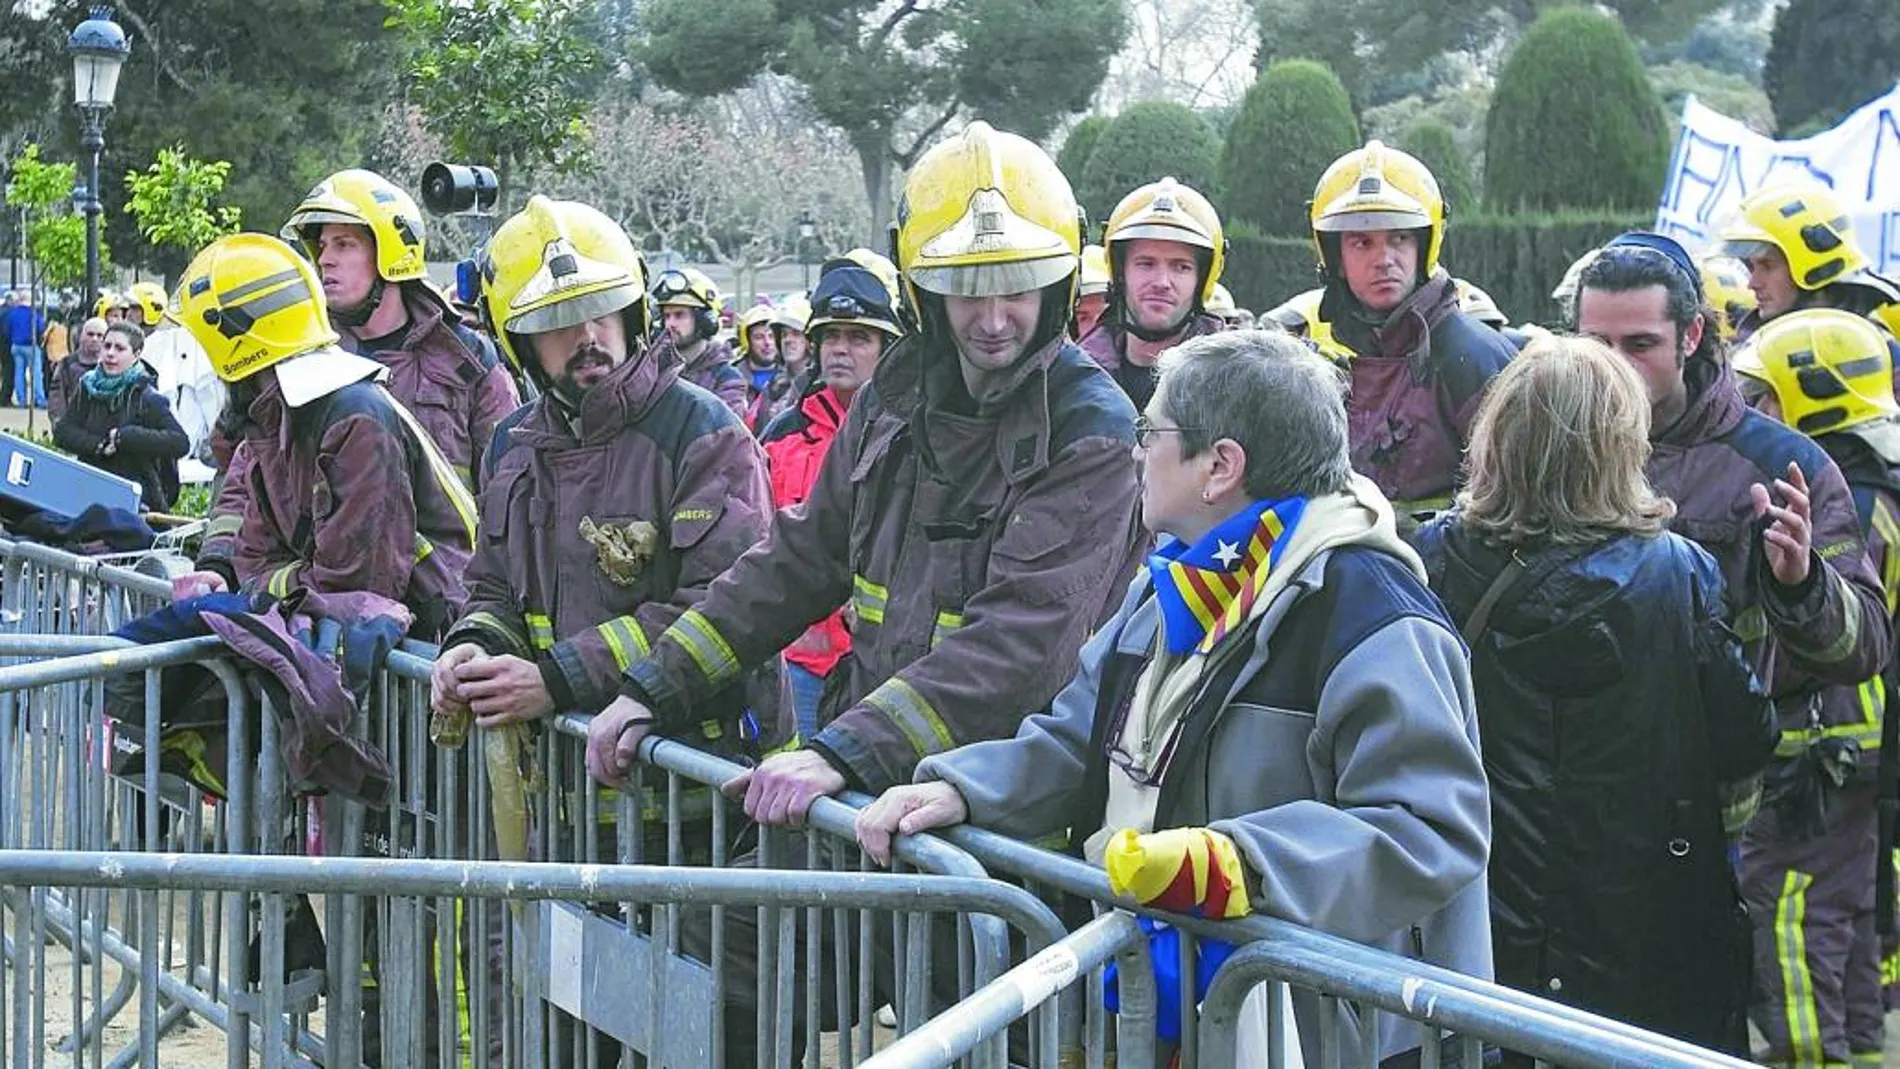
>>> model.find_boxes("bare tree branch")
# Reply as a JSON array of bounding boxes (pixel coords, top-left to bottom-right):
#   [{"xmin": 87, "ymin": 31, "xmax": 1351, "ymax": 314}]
[
  {"xmin": 116, "ymin": 2, "xmax": 199, "ymax": 93},
  {"xmin": 892, "ymin": 99, "xmax": 960, "ymax": 168}
]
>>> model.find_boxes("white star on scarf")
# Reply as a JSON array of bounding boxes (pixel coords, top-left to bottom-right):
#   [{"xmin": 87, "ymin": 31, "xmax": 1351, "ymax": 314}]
[{"xmin": 1212, "ymin": 540, "xmax": 1242, "ymax": 568}]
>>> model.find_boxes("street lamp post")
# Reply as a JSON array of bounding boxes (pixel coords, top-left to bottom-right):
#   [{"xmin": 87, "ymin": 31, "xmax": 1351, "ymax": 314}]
[
  {"xmin": 68, "ymin": 6, "xmax": 130, "ymax": 313},
  {"xmin": 797, "ymin": 210, "xmax": 817, "ymax": 291}
]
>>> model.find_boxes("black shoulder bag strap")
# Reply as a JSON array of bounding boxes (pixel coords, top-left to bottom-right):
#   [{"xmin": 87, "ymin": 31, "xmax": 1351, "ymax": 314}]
[{"xmin": 1458, "ymin": 543, "xmax": 1598, "ymax": 646}]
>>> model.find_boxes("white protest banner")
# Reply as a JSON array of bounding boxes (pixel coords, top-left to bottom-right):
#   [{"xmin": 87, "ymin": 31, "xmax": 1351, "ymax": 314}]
[{"xmin": 1654, "ymin": 84, "xmax": 1900, "ymax": 274}]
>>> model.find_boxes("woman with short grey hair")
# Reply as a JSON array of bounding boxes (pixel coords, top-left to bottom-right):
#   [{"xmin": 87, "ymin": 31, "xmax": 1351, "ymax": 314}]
[{"xmin": 858, "ymin": 329, "xmax": 1492, "ymax": 1067}]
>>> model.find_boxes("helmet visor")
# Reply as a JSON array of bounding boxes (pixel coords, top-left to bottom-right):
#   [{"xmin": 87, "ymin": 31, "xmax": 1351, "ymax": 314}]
[
  {"xmin": 1312, "ymin": 208, "xmax": 1432, "ymax": 234},
  {"xmin": 508, "ymin": 282, "xmax": 641, "ymax": 336},
  {"xmin": 1111, "ymin": 220, "xmax": 1215, "ymax": 250},
  {"xmin": 909, "ymin": 256, "xmax": 1076, "ymax": 299}
]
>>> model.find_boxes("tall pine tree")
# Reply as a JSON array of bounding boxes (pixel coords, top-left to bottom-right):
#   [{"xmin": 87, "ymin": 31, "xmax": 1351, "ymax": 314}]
[{"xmin": 1764, "ymin": 0, "xmax": 1900, "ymax": 135}]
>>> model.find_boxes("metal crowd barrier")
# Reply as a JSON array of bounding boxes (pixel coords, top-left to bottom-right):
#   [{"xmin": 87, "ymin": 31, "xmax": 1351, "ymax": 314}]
[
  {"xmin": 0, "ymin": 851, "xmax": 1067, "ymax": 1069},
  {"xmin": 0, "ymin": 537, "xmax": 174, "ymax": 637},
  {"xmin": 0, "ymin": 538, "xmax": 1754, "ymax": 1069},
  {"xmin": 901, "ymin": 823, "xmax": 1755, "ymax": 1069},
  {"xmin": 0, "ymin": 624, "xmax": 1079, "ymax": 1069}
]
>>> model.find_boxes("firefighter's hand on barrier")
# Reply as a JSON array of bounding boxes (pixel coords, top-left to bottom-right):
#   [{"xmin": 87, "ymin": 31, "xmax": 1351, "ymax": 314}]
[
  {"xmin": 723, "ymin": 749, "xmax": 847, "ymax": 828},
  {"xmin": 431, "ymin": 643, "xmax": 482, "ymax": 718},
  {"xmin": 1103, "ymin": 827, "xmax": 1254, "ymax": 920},
  {"xmin": 854, "ymin": 781, "xmax": 968, "ymax": 867},
  {"xmin": 458, "ymin": 654, "xmax": 556, "ymax": 727},
  {"xmin": 585, "ymin": 695, "xmax": 654, "ymax": 784},
  {"xmin": 171, "ymin": 570, "xmax": 228, "ymax": 600}
]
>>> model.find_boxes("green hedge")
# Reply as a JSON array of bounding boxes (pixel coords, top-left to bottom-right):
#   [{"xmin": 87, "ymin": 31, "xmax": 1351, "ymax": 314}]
[{"xmin": 1223, "ymin": 213, "xmax": 1647, "ymax": 326}]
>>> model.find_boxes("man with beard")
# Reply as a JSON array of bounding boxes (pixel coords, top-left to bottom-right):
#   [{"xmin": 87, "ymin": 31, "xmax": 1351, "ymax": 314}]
[
  {"xmin": 1311, "ymin": 140, "xmax": 1515, "ymax": 530},
  {"xmin": 1080, "ymin": 177, "xmax": 1228, "ymax": 409},
  {"xmin": 431, "ymin": 195, "xmax": 772, "ymax": 764},
  {"xmin": 583, "ymin": 122, "xmax": 1142, "ymax": 1062},
  {"xmin": 652, "ymin": 266, "xmax": 748, "ymax": 418},
  {"xmin": 176, "ymin": 171, "xmax": 519, "ymax": 598}
]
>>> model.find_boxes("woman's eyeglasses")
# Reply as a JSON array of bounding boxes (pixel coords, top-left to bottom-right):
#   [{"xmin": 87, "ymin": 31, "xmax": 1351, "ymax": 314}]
[{"xmin": 1134, "ymin": 415, "xmax": 1205, "ymax": 449}]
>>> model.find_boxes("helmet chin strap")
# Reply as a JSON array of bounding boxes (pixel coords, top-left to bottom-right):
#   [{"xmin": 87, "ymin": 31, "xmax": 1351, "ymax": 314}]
[
  {"xmin": 329, "ymin": 277, "xmax": 387, "ymax": 330},
  {"xmin": 1113, "ymin": 287, "xmax": 1196, "ymax": 343}
]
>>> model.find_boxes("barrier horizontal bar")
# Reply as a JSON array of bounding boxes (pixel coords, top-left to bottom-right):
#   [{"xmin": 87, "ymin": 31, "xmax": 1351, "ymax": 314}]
[
  {"xmin": 937, "ymin": 823, "xmax": 1745, "ymax": 1068},
  {"xmin": 1, "ymin": 538, "xmax": 174, "ymax": 598},
  {"xmin": 860, "ymin": 911, "xmax": 1150, "ymax": 1069},
  {"xmin": 0, "ymin": 635, "xmax": 225, "ymax": 689},
  {"xmin": 0, "ymin": 850, "xmax": 1058, "ymax": 938}
]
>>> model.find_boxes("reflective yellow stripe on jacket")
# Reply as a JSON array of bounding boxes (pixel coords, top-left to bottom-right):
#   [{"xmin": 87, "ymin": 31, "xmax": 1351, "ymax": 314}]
[
  {"xmin": 862, "ymin": 677, "xmax": 953, "ymax": 759},
  {"xmin": 853, "ymin": 575, "xmax": 888, "ymax": 626}
]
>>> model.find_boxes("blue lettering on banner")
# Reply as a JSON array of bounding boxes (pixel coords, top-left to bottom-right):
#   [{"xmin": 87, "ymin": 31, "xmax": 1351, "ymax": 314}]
[
  {"xmin": 1755, "ymin": 155, "xmax": 1835, "ymax": 192},
  {"xmin": 1870, "ymin": 109, "xmax": 1900, "ymax": 202},
  {"xmin": 1880, "ymin": 210, "xmax": 1900, "ymax": 276},
  {"xmin": 1663, "ymin": 130, "xmax": 1739, "ymax": 218}
]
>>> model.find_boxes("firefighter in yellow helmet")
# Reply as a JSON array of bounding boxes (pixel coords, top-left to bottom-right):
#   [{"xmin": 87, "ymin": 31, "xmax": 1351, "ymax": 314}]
[
  {"xmin": 166, "ymin": 233, "xmax": 476, "ymax": 637},
  {"xmin": 1072, "ymin": 242, "xmax": 1110, "ymax": 340},
  {"xmin": 588, "ymin": 124, "xmax": 1141, "ymax": 1062},
  {"xmin": 1732, "ymin": 307, "xmax": 1900, "ymax": 1069},
  {"xmin": 1081, "ymin": 176, "xmax": 1227, "ymax": 408},
  {"xmin": 1720, "ymin": 182, "xmax": 1900, "ymax": 341},
  {"xmin": 1698, "ymin": 255, "xmax": 1756, "ymax": 343},
  {"xmin": 121, "ymin": 281, "xmax": 167, "ymax": 329},
  {"xmin": 650, "ymin": 265, "xmax": 747, "ymax": 417},
  {"xmin": 280, "ymin": 168, "xmax": 520, "ymax": 483},
  {"xmin": 431, "ymin": 191, "xmax": 773, "ymax": 812},
  {"xmin": 733, "ymin": 302, "xmax": 785, "ymax": 432},
  {"xmin": 1206, "ymin": 282, "xmax": 1254, "ymax": 329},
  {"xmin": 771, "ymin": 294, "xmax": 813, "ymax": 389},
  {"xmin": 1310, "ymin": 139, "xmax": 1515, "ymax": 528},
  {"xmin": 193, "ymin": 170, "xmax": 523, "ymax": 599}
]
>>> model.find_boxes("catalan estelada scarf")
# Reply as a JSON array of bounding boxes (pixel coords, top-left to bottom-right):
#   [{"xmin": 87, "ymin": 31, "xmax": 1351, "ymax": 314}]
[{"xmin": 1147, "ymin": 496, "xmax": 1306, "ymax": 656}]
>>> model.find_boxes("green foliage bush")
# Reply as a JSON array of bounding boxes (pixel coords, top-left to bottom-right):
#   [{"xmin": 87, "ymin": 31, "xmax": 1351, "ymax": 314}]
[
  {"xmin": 1484, "ymin": 8, "xmax": 1669, "ymax": 214},
  {"xmin": 1398, "ymin": 118, "xmax": 1478, "ymax": 217},
  {"xmin": 1077, "ymin": 101, "xmax": 1221, "ymax": 230},
  {"xmin": 1219, "ymin": 60, "xmax": 1360, "ymax": 237},
  {"xmin": 1056, "ymin": 116, "xmax": 1110, "ymax": 191},
  {"xmin": 1764, "ymin": 0, "xmax": 1900, "ymax": 134}
]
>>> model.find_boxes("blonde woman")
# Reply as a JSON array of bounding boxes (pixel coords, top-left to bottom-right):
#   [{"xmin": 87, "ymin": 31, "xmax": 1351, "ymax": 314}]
[{"xmin": 1414, "ymin": 335, "xmax": 1775, "ymax": 1056}]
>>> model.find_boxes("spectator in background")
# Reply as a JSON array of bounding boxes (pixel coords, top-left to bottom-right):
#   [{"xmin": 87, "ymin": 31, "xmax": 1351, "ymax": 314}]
[
  {"xmin": 53, "ymin": 322, "xmax": 189, "ymax": 511},
  {"xmin": 757, "ymin": 262, "xmax": 904, "ymax": 738},
  {"xmin": 5, "ymin": 291, "xmax": 47, "ymax": 408},
  {"xmin": 49, "ymin": 316, "xmax": 107, "ymax": 423},
  {"xmin": 1415, "ymin": 335, "xmax": 1774, "ymax": 1055}
]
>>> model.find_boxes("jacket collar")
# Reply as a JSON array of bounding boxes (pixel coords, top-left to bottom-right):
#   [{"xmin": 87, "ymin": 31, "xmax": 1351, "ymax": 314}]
[
  {"xmin": 345, "ymin": 285, "xmax": 484, "ymax": 381},
  {"xmin": 1081, "ymin": 310, "xmax": 1225, "ymax": 373},
  {"xmin": 681, "ymin": 337, "xmax": 735, "ymax": 379},
  {"xmin": 1655, "ymin": 355, "xmax": 1745, "ymax": 447},
  {"xmin": 799, "ymin": 386, "xmax": 848, "ymax": 435},
  {"xmin": 512, "ymin": 333, "xmax": 681, "ymax": 449},
  {"xmin": 1326, "ymin": 269, "xmax": 1459, "ymax": 360},
  {"xmin": 871, "ymin": 332, "xmax": 1069, "ymax": 487}
]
